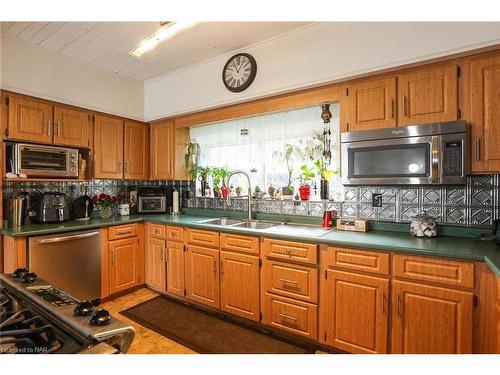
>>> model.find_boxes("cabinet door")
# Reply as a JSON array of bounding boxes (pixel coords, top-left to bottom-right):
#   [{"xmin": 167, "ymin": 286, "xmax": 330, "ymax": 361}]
[
  {"xmin": 145, "ymin": 237, "xmax": 166, "ymax": 291},
  {"xmin": 124, "ymin": 121, "xmax": 149, "ymax": 180},
  {"xmin": 470, "ymin": 53, "xmax": 500, "ymax": 173},
  {"xmin": 150, "ymin": 121, "xmax": 174, "ymax": 180},
  {"xmin": 391, "ymin": 280, "xmax": 473, "ymax": 354},
  {"xmin": 109, "ymin": 237, "xmax": 139, "ymax": 295},
  {"xmin": 398, "ymin": 64, "xmax": 458, "ymax": 126},
  {"xmin": 185, "ymin": 245, "xmax": 219, "ymax": 309},
  {"xmin": 345, "ymin": 77, "xmax": 397, "ymax": 131},
  {"xmin": 7, "ymin": 96, "xmax": 53, "ymax": 143},
  {"xmin": 220, "ymin": 251, "xmax": 260, "ymax": 321},
  {"xmin": 166, "ymin": 241, "xmax": 185, "ymax": 297},
  {"xmin": 321, "ymin": 269, "xmax": 389, "ymax": 354},
  {"xmin": 94, "ymin": 115, "xmax": 124, "ymax": 179},
  {"xmin": 53, "ymin": 105, "xmax": 91, "ymax": 148}
]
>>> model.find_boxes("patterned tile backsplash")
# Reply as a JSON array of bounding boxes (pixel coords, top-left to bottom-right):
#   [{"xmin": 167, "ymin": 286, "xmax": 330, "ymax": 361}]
[
  {"xmin": 3, "ymin": 179, "xmax": 193, "ymax": 213},
  {"xmin": 186, "ymin": 175, "xmax": 500, "ymax": 228},
  {"xmin": 4, "ymin": 175, "xmax": 499, "ymax": 228}
]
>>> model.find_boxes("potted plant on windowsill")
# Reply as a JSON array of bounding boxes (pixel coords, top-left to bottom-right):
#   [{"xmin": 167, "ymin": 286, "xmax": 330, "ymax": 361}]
[
  {"xmin": 189, "ymin": 165, "xmax": 211, "ymax": 196},
  {"xmin": 273, "ymin": 144, "xmax": 298, "ymax": 199},
  {"xmin": 211, "ymin": 166, "xmax": 230, "ymax": 198},
  {"xmin": 314, "ymin": 159, "xmax": 338, "ymax": 200},
  {"xmin": 298, "ymin": 164, "xmax": 315, "ymax": 201}
]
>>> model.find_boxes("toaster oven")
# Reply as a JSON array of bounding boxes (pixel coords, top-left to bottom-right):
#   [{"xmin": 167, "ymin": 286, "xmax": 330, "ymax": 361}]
[{"xmin": 7, "ymin": 143, "xmax": 79, "ymax": 178}]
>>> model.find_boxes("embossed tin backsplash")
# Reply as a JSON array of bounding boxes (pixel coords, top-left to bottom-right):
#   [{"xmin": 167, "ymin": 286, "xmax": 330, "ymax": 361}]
[
  {"xmin": 4, "ymin": 175, "xmax": 499, "ymax": 228},
  {"xmin": 186, "ymin": 175, "xmax": 500, "ymax": 228}
]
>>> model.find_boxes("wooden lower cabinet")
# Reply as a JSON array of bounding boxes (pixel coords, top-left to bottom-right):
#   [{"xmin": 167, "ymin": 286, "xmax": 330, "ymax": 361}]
[
  {"xmin": 108, "ymin": 237, "xmax": 141, "ymax": 295},
  {"xmin": 166, "ymin": 241, "xmax": 185, "ymax": 297},
  {"xmin": 220, "ymin": 251, "xmax": 260, "ymax": 321},
  {"xmin": 391, "ymin": 280, "xmax": 473, "ymax": 353},
  {"xmin": 185, "ymin": 245, "xmax": 220, "ymax": 309},
  {"xmin": 262, "ymin": 292, "xmax": 317, "ymax": 340},
  {"xmin": 321, "ymin": 269, "xmax": 389, "ymax": 354},
  {"xmin": 145, "ymin": 237, "xmax": 166, "ymax": 291}
]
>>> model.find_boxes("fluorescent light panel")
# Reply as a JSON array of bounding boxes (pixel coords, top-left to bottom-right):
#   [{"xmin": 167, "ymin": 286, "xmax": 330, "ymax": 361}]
[{"xmin": 129, "ymin": 21, "xmax": 196, "ymax": 58}]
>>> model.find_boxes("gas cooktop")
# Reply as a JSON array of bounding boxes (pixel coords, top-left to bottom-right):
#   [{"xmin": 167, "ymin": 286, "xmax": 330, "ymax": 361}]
[{"xmin": 0, "ymin": 270, "xmax": 134, "ymax": 354}]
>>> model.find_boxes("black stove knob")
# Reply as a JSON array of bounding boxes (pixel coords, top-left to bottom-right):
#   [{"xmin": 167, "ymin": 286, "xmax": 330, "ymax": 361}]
[
  {"xmin": 74, "ymin": 301, "xmax": 95, "ymax": 316},
  {"xmin": 21, "ymin": 272, "xmax": 38, "ymax": 283},
  {"xmin": 12, "ymin": 268, "xmax": 29, "ymax": 278},
  {"xmin": 89, "ymin": 309, "xmax": 111, "ymax": 326}
]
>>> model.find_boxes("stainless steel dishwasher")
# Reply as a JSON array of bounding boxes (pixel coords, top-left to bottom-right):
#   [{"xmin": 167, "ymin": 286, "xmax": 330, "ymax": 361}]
[{"xmin": 28, "ymin": 230, "xmax": 101, "ymax": 301}]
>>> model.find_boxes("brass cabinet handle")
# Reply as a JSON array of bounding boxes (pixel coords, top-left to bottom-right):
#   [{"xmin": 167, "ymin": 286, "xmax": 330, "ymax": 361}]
[
  {"xmin": 280, "ymin": 278, "xmax": 299, "ymax": 286},
  {"xmin": 160, "ymin": 247, "xmax": 164, "ymax": 262},
  {"xmin": 47, "ymin": 120, "xmax": 52, "ymax": 136},
  {"xmin": 116, "ymin": 229, "xmax": 132, "ymax": 235},
  {"xmin": 284, "ymin": 248, "xmax": 292, "ymax": 256},
  {"xmin": 390, "ymin": 99, "xmax": 395, "ymax": 119},
  {"xmin": 112, "ymin": 250, "xmax": 116, "ymax": 265},
  {"xmin": 397, "ymin": 293, "xmax": 402, "ymax": 316},
  {"xmin": 57, "ymin": 122, "xmax": 61, "ymax": 137},
  {"xmin": 220, "ymin": 261, "xmax": 224, "ymax": 275},
  {"xmin": 382, "ymin": 292, "xmax": 386, "ymax": 315},
  {"xmin": 475, "ymin": 138, "xmax": 481, "ymax": 161},
  {"xmin": 403, "ymin": 96, "xmax": 409, "ymax": 117},
  {"xmin": 213, "ymin": 258, "xmax": 217, "ymax": 273},
  {"xmin": 279, "ymin": 313, "xmax": 297, "ymax": 322}
]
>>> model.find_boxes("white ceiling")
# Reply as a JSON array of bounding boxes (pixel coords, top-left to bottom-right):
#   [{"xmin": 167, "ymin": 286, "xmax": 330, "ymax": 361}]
[{"xmin": 1, "ymin": 22, "xmax": 311, "ymax": 81}]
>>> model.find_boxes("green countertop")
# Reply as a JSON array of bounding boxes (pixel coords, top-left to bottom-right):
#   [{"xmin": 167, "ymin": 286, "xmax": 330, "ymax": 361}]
[{"xmin": 2, "ymin": 213, "xmax": 500, "ymax": 277}]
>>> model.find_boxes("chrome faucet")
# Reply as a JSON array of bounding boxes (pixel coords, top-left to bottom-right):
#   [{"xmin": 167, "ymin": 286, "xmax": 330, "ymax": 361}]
[{"xmin": 226, "ymin": 170, "xmax": 253, "ymax": 221}]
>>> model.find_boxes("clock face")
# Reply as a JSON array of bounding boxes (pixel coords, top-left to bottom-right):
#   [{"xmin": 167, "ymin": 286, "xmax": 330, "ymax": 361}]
[{"xmin": 222, "ymin": 53, "xmax": 257, "ymax": 93}]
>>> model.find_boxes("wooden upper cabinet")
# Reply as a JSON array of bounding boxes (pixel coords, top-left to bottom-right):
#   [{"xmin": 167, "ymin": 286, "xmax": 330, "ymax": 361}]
[
  {"xmin": 185, "ymin": 245, "xmax": 220, "ymax": 309},
  {"xmin": 398, "ymin": 64, "xmax": 458, "ymax": 126},
  {"xmin": 53, "ymin": 105, "xmax": 91, "ymax": 148},
  {"xmin": 345, "ymin": 77, "xmax": 397, "ymax": 131},
  {"xmin": 220, "ymin": 251, "xmax": 260, "ymax": 322},
  {"xmin": 391, "ymin": 280, "xmax": 473, "ymax": 354},
  {"xmin": 94, "ymin": 115, "xmax": 124, "ymax": 179},
  {"xmin": 7, "ymin": 96, "xmax": 53, "ymax": 143},
  {"xmin": 124, "ymin": 121, "xmax": 149, "ymax": 180},
  {"xmin": 470, "ymin": 53, "xmax": 500, "ymax": 173},
  {"xmin": 322, "ymin": 269, "xmax": 389, "ymax": 354},
  {"xmin": 150, "ymin": 121, "xmax": 174, "ymax": 180}
]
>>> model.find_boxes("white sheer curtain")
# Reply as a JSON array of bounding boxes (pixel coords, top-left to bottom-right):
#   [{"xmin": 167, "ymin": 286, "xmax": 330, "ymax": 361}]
[{"xmin": 190, "ymin": 103, "xmax": 340, "ymax": 198}]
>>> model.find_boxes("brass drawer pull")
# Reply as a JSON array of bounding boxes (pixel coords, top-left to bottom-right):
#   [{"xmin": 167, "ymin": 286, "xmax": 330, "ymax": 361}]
[
  {"xmin": 284, "ymin": 248, "xmax": 292, "ymax": 256},
  {"xmin": 280, "ymin": 278, "xmax": 299, "ymax": 286},
  {"xmin": 475, "ymin": 138, "xmax": 481, "ymax": 161},
  {"xmin": 116, "ymin": 229, "xmax": 132, "ymax": 235},
  {"xmin": 279, "ymin": 313, "xmax": 297, "ymax": 322},
  {"xmin": 403, "ymin": 96, "xmax": 409, "ymax": 116}
]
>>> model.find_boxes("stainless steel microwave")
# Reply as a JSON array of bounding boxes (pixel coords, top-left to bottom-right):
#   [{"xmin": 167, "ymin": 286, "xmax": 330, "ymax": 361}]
[
  {"xmin": 7, "ymin": 143, "xmax": 79, "ymax": 178},
  {"xmin": 341, "ymin": 121, "xmax": 469, "ymax": 185}
]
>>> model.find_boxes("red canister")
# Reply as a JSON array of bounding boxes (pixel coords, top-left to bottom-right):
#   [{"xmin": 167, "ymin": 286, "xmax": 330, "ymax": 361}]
[{"xmin": 322, "ymin": 210, "xmax": 333, "ymax": 228}]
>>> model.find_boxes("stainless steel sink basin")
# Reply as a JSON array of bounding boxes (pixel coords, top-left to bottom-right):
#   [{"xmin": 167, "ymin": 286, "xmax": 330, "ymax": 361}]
[
  {"xmin": 232, "ymin": 221, "xmax": 277, "ymax": 229},
  {"xmin": 196, "ymin": 218, "xmax": 243, "ymax": 226}
]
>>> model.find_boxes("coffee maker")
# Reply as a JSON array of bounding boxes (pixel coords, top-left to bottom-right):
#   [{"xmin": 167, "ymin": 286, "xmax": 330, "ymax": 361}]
[{"xmin": 33, "ymin": 192, "xmax": 70, "ymax": 223}]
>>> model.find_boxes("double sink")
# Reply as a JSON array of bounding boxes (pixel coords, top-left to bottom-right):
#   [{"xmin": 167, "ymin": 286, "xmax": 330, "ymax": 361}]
[{"xmin": 195, "ymin": 217, "xmax": 333, "ymax": 237}]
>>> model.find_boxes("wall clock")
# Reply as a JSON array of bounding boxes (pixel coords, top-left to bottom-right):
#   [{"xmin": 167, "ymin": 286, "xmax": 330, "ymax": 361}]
[{"xmin": 222, "ymin": 53, "xmax": 257, "ymax": 92}]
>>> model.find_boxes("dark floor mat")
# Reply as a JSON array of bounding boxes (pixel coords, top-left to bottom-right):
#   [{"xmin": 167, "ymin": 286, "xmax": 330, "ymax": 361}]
[{"xmin": 121, "ymin": 295, "xmax": 316, "ymax": 354}]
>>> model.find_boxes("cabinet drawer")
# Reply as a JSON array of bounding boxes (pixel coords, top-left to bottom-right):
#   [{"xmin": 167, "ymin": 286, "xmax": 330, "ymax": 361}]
[
  {"xmin": 166, "ymin": 226, "xmax": 184, "ymax": 242},
  {"xmin": 108, "ymin": 224, "xmax": 139, "ymax": 240},
  {"xmin": 220, "ymin": 233, "xmax": 259, "ymax": 255},
  {"xmin": 262, "ymin": 238, "xmax": 317, "ymax": 265},
  {"xmin": 325, "ymin": 246, "xmax": 390, "ymax": 276},
  {"xmin": 186, "ymin": 228, "xmax": 219, "ymax": 248},
  {"xmin": 148, "ymin": 224, "xmax": 166, "ymax": 239},
  {"xmin": 262, "ymin": 260, "xmax": 318, "ymax": 303},
  {"xmin": 393, "ymin": 254, "xmax": 474, "ymax": 289},
  {"xmin": 262, "ymin": 292, "xmax": 317, "ymax": 340}
]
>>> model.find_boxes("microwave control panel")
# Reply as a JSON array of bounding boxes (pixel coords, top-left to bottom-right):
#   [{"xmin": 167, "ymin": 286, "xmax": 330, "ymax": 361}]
[{"xmin": 443, "ymin": 141, "xmax": 463, "ymax": 177}]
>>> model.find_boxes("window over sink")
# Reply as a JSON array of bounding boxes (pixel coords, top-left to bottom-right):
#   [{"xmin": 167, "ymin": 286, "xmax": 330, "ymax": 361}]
[{"xmin": 189, "ymin": 103, "xmax": 342, "ymax": 201}]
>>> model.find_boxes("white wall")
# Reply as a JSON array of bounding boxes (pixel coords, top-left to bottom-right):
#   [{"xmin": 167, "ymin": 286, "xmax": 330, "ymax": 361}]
[
  {"xmin": 145, "ymin": 22, "xmax": 500, "ymax": 121},
  {"xmin": 1, "ymin": 35, "xmax": 144, "ymax": 120}
]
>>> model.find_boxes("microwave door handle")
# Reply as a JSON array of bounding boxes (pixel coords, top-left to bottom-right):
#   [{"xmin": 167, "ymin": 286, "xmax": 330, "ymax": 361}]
[{"xmin": 431, "ymin": 136, "xmax": 440, "ymax": 184}]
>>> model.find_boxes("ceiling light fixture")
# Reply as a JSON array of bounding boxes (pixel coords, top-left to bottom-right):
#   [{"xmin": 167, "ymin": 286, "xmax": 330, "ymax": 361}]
[{"xmin": 129, "ymin": 21, "xmax": 196, "ymax": 58}]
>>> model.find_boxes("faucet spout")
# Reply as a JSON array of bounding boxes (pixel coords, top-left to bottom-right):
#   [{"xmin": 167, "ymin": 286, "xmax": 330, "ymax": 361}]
[{"xmin": 226, "ymin": 170, "xmax": 253, "ymax": 221}]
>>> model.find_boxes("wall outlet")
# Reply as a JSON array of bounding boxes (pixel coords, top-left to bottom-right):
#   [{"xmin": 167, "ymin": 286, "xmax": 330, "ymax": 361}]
[{"xmin": 372, "ymin": 193, "xmax": 383, "ymax": 207}]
